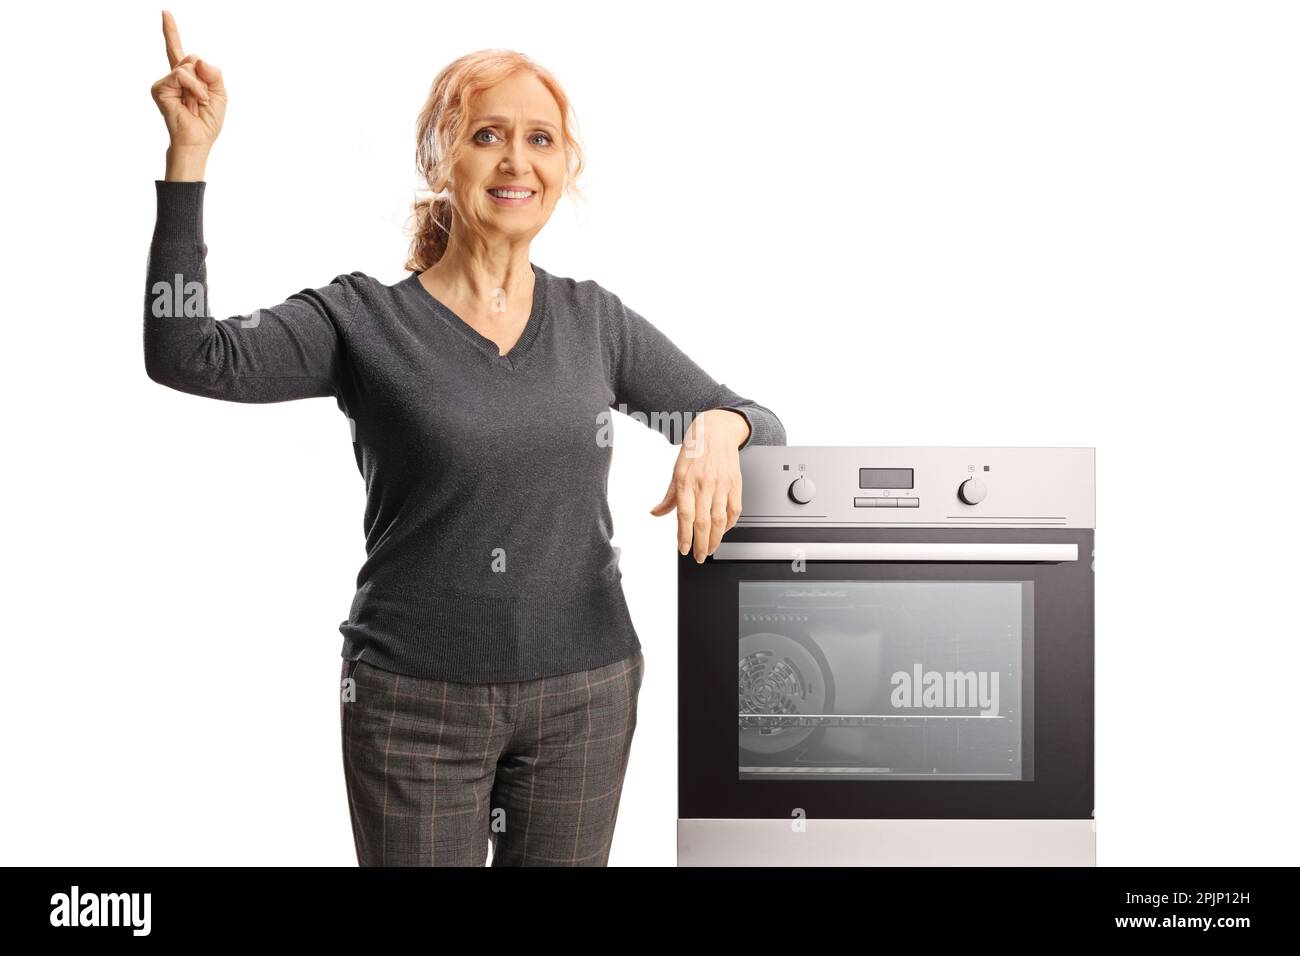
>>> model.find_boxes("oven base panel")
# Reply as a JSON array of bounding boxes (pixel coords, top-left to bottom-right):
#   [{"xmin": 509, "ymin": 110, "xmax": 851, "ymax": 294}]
[{"xmin": 677, "ymin": 818, "xmax": 1095, "ymax": 866}]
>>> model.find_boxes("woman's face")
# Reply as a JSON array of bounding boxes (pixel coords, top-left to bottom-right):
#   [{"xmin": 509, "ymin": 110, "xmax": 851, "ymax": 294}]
[{"xmin": 449, "ymin": 71, "xmax": 567, "ymax": 245}]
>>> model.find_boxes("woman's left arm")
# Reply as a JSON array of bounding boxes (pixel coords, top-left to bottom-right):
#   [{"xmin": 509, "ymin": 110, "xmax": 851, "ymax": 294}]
[{"xmin": 601, "ymin": 288, "xmax": 787, "ymax": 563}]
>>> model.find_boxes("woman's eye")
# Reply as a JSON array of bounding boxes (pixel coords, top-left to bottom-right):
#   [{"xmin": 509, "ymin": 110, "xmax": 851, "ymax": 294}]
[{"xmin": 474, "ymin": 129, "xmax": 552, "ymax": 146}]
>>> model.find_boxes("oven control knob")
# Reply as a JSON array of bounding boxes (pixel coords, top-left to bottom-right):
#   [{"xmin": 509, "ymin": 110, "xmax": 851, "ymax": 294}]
[
  {"xmin": 957, "ymin": 477, "xmax": 987, "ymax": 505},
  {"xmin": 788, "ymin": 476, "xmax": 816, "ymax": 504}
]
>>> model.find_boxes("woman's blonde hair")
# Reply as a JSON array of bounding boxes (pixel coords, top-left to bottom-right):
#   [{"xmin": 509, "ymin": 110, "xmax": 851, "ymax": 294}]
[{"xmin": 406, "ymin": 49, "xmax": 587, "ymax": 272}]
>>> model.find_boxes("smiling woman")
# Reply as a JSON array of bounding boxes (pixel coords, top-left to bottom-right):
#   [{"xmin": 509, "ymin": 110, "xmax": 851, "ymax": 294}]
[
  {"xmin": 143, "ymin": 24, "xmax": 785, "ymax": 869},
  {"xmin": 407, "ymin": 50, "xmax": 585, "ymax": 273}
]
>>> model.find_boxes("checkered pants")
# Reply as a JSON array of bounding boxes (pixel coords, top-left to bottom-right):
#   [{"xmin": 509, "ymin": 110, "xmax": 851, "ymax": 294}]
[{"xmin": 339, "ymin": 649, "xmax": 645, "ymax": 866}]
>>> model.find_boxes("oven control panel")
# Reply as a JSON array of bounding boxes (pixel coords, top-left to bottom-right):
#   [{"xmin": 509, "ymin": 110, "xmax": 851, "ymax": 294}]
[{"xmin": 737, "ymin": 446, "xmax": 1094, "ymax": 529}]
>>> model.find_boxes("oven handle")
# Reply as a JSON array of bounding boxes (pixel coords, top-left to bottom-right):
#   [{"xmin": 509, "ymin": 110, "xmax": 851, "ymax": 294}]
[{"xmin": 711, "ymin": 542, "xmax": 1078, "ymax": 562}]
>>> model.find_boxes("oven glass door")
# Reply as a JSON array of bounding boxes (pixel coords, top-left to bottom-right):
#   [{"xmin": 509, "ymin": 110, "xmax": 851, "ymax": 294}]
[
  {"xmin": 739, "ymin": 578, "xmax": 1030, "ymax": 782},
  {"xmin": 678, "ymin": 528, "xmax": 1093, "ymax": 820}
]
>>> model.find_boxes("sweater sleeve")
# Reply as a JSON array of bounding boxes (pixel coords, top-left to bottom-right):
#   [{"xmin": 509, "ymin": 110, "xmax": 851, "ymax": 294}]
[
  {"xmin": 603, "ymin": 286, "xmax": 787, "ymax": 448},
  {"xmin": 143, "ymin": 179, "xmax": 351, "ymax": 403}
]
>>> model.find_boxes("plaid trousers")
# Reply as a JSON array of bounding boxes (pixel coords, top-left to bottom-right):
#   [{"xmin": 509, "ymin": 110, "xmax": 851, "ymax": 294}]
[{"xmin": 339, "ymin": 649, "xmax": 645, "ymax": 866}]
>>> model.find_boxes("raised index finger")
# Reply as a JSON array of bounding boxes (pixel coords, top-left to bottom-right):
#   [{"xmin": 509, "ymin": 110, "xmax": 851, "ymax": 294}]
[{"xmin": 161, "ymin": 10, "xmax": 185, "ymax": 69}]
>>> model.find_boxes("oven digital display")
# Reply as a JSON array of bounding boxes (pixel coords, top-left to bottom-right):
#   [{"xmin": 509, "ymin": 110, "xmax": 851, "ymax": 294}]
[{"xmin": 859, "ymin": 468, "xmax": 913, "ymax": 489}]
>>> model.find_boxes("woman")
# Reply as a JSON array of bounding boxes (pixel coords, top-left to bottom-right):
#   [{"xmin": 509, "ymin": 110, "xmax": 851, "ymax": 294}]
[{"xmin": 145, "ymin": 11, "xmax": 786, "ymax": 866}]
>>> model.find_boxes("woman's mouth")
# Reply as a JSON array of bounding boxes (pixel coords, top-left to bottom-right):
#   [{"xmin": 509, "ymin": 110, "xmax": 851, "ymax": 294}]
[{"xmin": 487, "ymin": 188, "xmax": 536, "ymax": 206}]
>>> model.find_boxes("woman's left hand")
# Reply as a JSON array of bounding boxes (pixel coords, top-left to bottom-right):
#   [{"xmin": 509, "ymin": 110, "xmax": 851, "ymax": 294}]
[{"xmin": 649, "ymin": 409, "xmax": 751, "ymax": 563}]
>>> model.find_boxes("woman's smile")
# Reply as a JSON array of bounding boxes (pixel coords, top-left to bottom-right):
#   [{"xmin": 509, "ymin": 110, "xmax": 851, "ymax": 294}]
[{"xmin": 487, "ymin": 186, "xmax": 537, "ymax": 207}]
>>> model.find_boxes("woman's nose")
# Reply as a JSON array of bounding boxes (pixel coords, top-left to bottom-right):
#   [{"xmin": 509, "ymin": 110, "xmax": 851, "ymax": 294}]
[{"xmin": 501, "ymin": 137, "xmax": 530, "ymax": 173}]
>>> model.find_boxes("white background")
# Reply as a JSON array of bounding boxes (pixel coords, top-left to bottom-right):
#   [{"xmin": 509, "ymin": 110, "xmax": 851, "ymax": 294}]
[{"xmin": 2, "ymin": 0, "xmax": 1296, "ymax": 866}]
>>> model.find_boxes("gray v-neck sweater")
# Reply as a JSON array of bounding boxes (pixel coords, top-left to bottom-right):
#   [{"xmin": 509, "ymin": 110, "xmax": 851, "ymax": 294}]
[{"xmin": 144, "ymin": 179, "xmax": 787, "ymax": 682}]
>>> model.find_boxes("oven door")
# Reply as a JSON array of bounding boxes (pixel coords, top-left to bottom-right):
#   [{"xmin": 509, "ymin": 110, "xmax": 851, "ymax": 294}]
[{"xmin": 678, "ymin": 526, "xmax": 1093, "ymax": 821}]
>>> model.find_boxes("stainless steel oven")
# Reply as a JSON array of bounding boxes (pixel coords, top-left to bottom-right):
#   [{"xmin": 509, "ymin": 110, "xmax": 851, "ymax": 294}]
[{"xmin": 677, "ymin": 446, "xmax": 1095, "ymax": 866}]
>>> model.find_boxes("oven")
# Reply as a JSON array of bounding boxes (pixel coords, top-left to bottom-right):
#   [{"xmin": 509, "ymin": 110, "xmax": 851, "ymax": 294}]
[{"xmin": 677, "ymin": 446, "xmax": 1095, "ymax": 866}]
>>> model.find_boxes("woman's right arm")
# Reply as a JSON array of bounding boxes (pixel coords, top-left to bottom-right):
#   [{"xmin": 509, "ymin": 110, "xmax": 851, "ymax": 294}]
[{"xmin": 145, "ymin": 11, "xmax": 350, "ymax": 404}]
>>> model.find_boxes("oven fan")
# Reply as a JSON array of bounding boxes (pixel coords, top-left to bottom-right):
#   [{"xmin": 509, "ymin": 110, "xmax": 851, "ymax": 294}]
[{"xmin": 739, "ymin": 630, "xmax": 836, "ymax": 757}]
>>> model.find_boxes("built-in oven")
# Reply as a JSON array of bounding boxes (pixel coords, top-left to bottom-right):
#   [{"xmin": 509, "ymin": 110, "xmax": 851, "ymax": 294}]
[{"xmin": 677, "ymin": 446, "xmax": 1095, "ymax": 866}]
